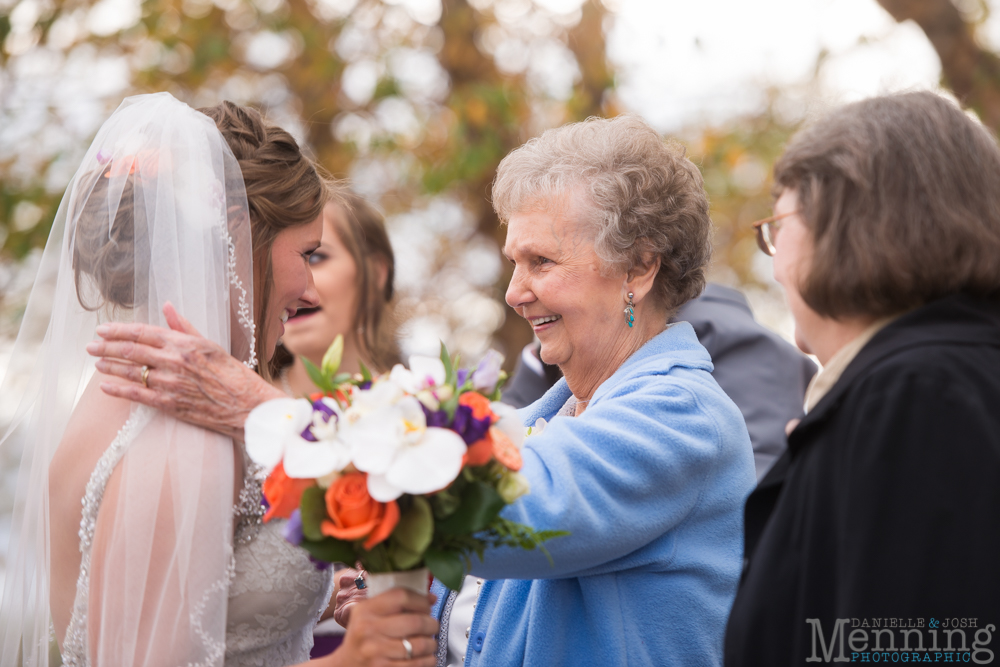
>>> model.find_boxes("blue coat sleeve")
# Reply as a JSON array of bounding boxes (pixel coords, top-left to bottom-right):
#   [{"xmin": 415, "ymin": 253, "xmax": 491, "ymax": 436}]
[{"xmin": 471, "ymin": 369, "xmax": 749, "ymax": 580}]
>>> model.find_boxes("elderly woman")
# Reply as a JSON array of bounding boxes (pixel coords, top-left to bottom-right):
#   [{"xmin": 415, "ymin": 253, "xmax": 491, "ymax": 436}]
[
  {"xmin": 725, "ymin": 92, "xmax": 1000, "ymax": 666},
  {"xmin": 90, "ymin": 115, "xmax": 756, "ymax": 666}
]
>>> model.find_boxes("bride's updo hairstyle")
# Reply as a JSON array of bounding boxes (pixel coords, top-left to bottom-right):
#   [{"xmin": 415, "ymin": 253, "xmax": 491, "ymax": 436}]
[
  {"xmin": 72, "ymin": 168, "xmax": 148, "ymax": 313},
  {"xmin": 72, "ymin": 99, "xmax": 327, "ymax": 380},
  {"xmin": 198, "ymin": 101, "xmax": 328, "ymax": 379}
]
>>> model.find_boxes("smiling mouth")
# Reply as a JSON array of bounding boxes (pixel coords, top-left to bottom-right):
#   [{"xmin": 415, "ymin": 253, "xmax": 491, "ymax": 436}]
[
  {"xmin": 528, "ymin": 314, "xmax": 561, "ymax": 328},
  {"xmin": 288, "ymin": 306, "xmax": 320, "ymax": 322}
]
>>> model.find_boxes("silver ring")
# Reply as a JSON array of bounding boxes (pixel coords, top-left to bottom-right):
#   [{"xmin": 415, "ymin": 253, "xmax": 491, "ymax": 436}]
[
  {"xmin": 401, "ymin": 637, "xmax": 413, "ymax": 660},
  {"xmin": 354, "ymin": 573, "xmax": 366, "ymax": 590},
  {"xmin": 140, "ymin": 365, "xmax": 150, "ymax": 388}
]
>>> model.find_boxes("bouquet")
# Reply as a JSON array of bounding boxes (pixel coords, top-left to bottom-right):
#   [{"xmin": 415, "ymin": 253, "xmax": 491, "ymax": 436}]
[{"xmin": 245, "ymin": 336, "xmax": 564, "ymax": 591}]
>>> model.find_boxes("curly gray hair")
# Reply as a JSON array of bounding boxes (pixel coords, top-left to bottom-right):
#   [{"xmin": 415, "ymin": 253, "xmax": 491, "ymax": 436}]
[{"xmin": 492, "ymin": 114, "xmax": 711, "ymax": 314}]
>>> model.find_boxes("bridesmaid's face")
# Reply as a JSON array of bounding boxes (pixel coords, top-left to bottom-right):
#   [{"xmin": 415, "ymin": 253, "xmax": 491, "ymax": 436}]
[{"xmin": 265, "ymin": 214, "xmax": 323, "ymax": 360}]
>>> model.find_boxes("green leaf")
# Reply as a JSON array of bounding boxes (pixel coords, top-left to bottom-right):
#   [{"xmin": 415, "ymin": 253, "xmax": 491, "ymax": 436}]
[
  {"xmin": 358, "ymin": 360, "xmax": 373, "ymax": 383},
  {"xmin": 437, "ymin": 481, "xmax": 505, "ymax": 535},
  {"xmin": 424, "ymin": 547, "xmax": 466, "ymax": 591},
  {"xmin": 331, "ymin": 373, "xmax": 353, "ymax": 386},
  {"xmin": 299, "ymin": 486, "xmax": 328, "ymax": 542},
  {"xmin": 431, "ymin": 488, "xmax": 462, "ymax": 519},
  {"xmin": 321, "ymin": 335, "xmax": 344, "ymax": 376},
  {"xmin": 439, "ymin": 341, "xmax": 455, "ymax": 384},
  {"xmin": 389, "ymin": 542, "xmax": 423, "ymax": 570},
  {"xmin": 302, "ymin": 356, "xmax": 334, "ymax": 394},
  {"xmin": 440, "ymin": 392, "xmax": 460, "ymax": 421},
  {"xmin": 300, "ymin": 537, "xmax": 355, "ymax": 565},
  {"xmin": 393, "ymin": 496, "xmax": 434, "ymax": 554}
]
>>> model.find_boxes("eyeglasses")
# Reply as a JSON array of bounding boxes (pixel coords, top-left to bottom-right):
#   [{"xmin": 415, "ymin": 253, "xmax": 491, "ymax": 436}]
[{"xmin": 751, "ymin": 210, "xmax": 799, "ymax": 256}]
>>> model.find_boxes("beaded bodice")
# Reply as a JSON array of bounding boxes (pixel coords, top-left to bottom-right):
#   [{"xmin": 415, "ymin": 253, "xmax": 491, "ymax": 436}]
[{"xmin": 62, "ymin": 409, "xmax": 334, "ymax": 667}]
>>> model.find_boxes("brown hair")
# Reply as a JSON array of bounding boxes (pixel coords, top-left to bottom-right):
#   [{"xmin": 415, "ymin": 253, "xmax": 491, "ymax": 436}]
[
  {"xmin": 73, "ymin": 173, "xmax": 146, "ymax": 313},
  {"xmin": 198, "ymin": 101, "xmax": 327, "ymax": 380},
  {"xmin": 333, "ymin": 191, "xmax": 398, "ymax": 371},
  {"xmin": 774, "ymin": 91, "xmax": 1000, "ymax": 319},
  {"xmin": 492, "ymin": 114, "xmax": 712, "ymax": 315}
]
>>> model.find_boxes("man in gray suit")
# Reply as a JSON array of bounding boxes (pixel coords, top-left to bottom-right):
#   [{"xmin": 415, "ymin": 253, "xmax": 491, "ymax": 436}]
[{"xmin": 502, "ymin": 283, "xmax": 816, "ymax": 480}]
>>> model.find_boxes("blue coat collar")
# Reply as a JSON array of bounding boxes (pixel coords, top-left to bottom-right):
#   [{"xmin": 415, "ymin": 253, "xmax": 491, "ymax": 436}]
[{"xmin": 518, "ymin": 322, "xmax": 712, "ymax": 425}]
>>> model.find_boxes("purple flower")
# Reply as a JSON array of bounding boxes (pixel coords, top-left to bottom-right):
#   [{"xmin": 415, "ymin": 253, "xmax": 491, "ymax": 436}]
[
  {"xmin": 421, "ymin": 402, "xmax": 451, "ymax": 429},
  {"xmin": 456, "ymin": 368, "xmax": 470, "ymax": 387},
  {"xmin": 283, "ymin": 509, "xmax": 304, "ymax": 546},
  {"xmin": 96, "ymin": 149, "xmax": 111, "ymax": 164},
  {"xmin": 452, "ymin": 402, "xmax": 491, "ymax": 445},
  {"xmin": 312, "ymin": 398, "xmax": 337, "ymax": 420},
  {"xmin": 472, "ymin": 350, "xmax": 503, "ymax": 391}
]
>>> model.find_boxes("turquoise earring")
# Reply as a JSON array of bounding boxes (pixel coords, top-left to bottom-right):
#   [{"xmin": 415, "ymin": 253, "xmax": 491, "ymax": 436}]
[{"xmin": 624, "ymin": 292, "xmax": 635, "ymax": 328}]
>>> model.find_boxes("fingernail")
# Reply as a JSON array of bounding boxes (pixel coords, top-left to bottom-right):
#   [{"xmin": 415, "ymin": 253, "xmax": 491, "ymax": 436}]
[
  {"xmin": 95, "ymin": 324, "xmax": 109, "ymax": 336},
  {"xmin": 86, "ymin": 342, "xmax": 100, "ymax": 354}
]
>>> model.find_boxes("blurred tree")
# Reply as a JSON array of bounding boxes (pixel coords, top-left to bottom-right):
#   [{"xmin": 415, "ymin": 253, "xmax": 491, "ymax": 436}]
[
  {"xmin": 0, "ymin": 0, "xmax": 619, "ymax": 364},
  {"xmin": 876, "ymin": 0, "xmax": 1000, "ymax": 130}
]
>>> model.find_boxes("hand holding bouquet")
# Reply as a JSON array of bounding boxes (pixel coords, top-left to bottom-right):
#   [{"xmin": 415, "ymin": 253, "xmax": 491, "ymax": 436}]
[{"xmin": 245, "ymin": 337, "xmax": 564, "ymax": 590}]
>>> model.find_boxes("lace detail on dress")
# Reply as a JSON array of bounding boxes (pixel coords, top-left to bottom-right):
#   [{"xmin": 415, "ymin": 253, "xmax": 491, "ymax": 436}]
[
  {"xmin": 63, "ymin": 407, "xmax": 153, "ymax": 667},
  {"xmin": 63, "ymin": 416, "xmax": 333, "ymax": 667},
  {"xmin": 224, "ymin": 519, "xmax": 334, "ymax": 667},
  {"xmin": 224, "ymin": 451, "xmax": 334, "ymax": 667},
  {"xmin": 234, "ymin": 460, "xmax": 266, "ymax": 546}
]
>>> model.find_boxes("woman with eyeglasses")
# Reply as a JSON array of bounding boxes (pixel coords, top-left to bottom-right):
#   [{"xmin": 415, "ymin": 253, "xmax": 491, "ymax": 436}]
[{"xmin": 725, "ymin": 91, "xmax": 1000, "ymax": 666}]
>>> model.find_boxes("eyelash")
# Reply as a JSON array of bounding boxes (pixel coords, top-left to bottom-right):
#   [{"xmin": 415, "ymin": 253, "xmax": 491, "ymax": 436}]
[{"xmin": 308, "ymin": 251, "xmax": 327, "ymax": 265}]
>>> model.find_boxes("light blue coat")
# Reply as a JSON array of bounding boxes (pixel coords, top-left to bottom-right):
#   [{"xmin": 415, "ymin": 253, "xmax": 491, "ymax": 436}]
[{"xmin": 446, "ymin": 323, "xmax": 755, "ymax": 667}]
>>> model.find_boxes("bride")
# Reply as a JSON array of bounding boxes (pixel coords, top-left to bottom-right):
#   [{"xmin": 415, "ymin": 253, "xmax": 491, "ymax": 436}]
[{"xmin": 0, "ymin": 93, "xmax": 437, "ymax": 666}]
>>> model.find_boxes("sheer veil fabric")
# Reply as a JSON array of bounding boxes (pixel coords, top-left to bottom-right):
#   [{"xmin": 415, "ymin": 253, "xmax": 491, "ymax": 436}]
[{"xmin": 0, "ymin": 93, "xmax": 256, "ymax": 666}]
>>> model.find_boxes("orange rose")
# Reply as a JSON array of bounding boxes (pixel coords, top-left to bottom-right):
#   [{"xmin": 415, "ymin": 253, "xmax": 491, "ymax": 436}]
[
  {"xmin": 458, "ymin": 392, "xmax": 497, "ymax": 422},
  {"xmin": 490, "ymin": 427, "xmax": 523, "ymax": 471},
  {"xmin": 464, "ymin": 433, "xmax": 494, "ymax": 467},
  {"xmin": 262, "ymin": 462, "xmax": 316, "ymax": 522},
  {"xmin": 321, "ymin": 472, "xmax": 400, "ymax": 550}
]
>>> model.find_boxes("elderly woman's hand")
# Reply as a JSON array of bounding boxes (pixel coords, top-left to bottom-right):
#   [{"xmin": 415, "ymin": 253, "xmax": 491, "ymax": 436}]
[
  {"xmin": 334, "ymin": 567, "xmax": 370, "ymax": 628},
  {"xmin": 85, "ymin": 303, "xmax": 284, "ymax": 442},
  {"xmin": 326, "ymin": 588, "xmax": 439, "ymax": 667}
]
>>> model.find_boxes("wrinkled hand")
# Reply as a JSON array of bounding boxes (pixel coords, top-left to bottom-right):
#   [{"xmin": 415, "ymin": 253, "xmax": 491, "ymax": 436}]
[
  {"xmin": 85, "ymin": 303, "xmax": 284, "ymax": 442},
  {"xmin": 334, "ymin": 568, "xmax": 370, "ymax": 628},
  {"xmin": 329, "ymin": 588, "xmax": 439, "ymax": 667}
]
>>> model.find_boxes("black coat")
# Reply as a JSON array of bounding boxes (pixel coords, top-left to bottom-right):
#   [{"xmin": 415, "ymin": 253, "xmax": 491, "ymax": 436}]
[{"xmin": 725, "ymin": 294, "xmax": 1000, "ymax": 666}]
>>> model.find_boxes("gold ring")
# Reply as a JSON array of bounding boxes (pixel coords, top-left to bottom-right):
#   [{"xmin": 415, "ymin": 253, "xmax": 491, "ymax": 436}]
[
  {"xmin": 401, "ymin": 637, "xmax": 413, "ymax": 660},
  {"xmin": 140, "ymin": 365, "xmax": 150, "ymax": 388}
]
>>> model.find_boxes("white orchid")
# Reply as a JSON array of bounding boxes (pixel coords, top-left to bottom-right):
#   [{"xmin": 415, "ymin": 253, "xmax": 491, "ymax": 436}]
[
  {"xmin": 491, "ymin": 401, "xmax": 526, "ymax": 450},
  {"xmin": 341, "ymin": 379, "xmax": 404, "ymax": 428},
  {"xmin": 244, "ymin": 397, "xmax": 352, "ymax": 479},
  {"xmin": 340, "ymin": 395, "xmax": 466, "ymax": 502},
  {"xmin": 388, "ymin": 355, "xmax": 447, "ymax": 394}
]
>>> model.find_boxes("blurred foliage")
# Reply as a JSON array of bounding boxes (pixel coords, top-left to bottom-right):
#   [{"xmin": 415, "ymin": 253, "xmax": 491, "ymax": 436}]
[
  {"xmin": 1, "ymin": 0, "xmax": 625, "ymax": 362},
  {"xmin": 688, "ymin": 97, "xmax": 799, "ymax": 290}
]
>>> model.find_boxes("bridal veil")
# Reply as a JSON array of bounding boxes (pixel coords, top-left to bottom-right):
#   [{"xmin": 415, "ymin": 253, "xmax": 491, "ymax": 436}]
[{"xmin": 0, "ymin": 93, "xmax": 256, "ymax": 666}]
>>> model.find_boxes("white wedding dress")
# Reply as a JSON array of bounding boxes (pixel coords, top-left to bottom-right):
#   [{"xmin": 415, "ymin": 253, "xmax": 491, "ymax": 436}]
[
  {"xmin": 0, "ymin": 93, "xmax": 332, "ymax": 667},
  {"xmin": 60, "ymin": 406, "xmax": 335, "ymax": 667}
]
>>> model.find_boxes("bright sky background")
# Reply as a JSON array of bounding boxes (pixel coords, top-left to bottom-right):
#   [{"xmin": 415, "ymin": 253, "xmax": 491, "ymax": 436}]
[{"xmin": 606, "ymin": 0, "xmax": 942, "ymax": 132}]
